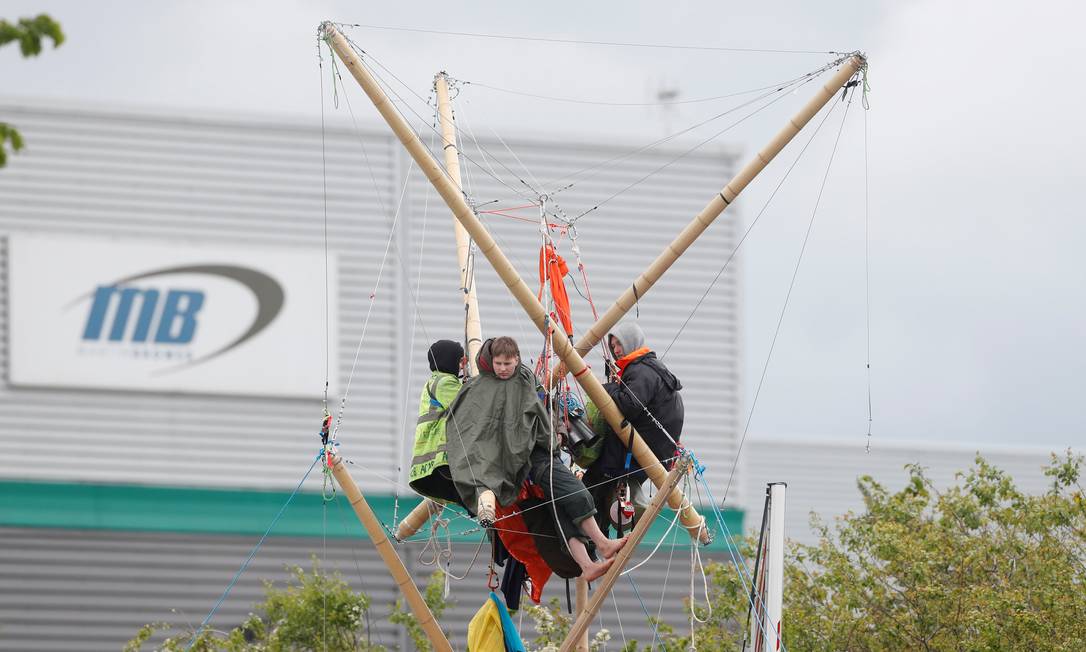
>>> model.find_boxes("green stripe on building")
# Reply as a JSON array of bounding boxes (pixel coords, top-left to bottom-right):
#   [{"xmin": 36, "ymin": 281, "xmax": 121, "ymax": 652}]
[{"xmin": 0, "ymin": 480, "xmax": 743, "ymax": 550}]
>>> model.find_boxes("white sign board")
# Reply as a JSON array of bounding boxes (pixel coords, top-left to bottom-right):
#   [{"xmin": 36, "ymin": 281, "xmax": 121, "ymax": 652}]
[{"xmin": 9, "ymin": 234, "xmax": 336, "ymax": 398}]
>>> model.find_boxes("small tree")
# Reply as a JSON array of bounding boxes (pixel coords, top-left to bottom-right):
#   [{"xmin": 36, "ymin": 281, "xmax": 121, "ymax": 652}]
[
  {"xmin": 0, "ymin": 14, "xmax": 65, "ymax": 167},
  {"xmin": 125, "ymin": 560, "xmax": 382, "ymax": 651},
  {"xmin": 783, "ymin": 451, "xmax": 1086, "ymax": 651}
]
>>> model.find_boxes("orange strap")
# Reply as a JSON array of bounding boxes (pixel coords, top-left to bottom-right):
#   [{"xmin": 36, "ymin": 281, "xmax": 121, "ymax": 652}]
[{"xmin": 538, "ymin": 244, "xmax": 574, "ymax": 337}]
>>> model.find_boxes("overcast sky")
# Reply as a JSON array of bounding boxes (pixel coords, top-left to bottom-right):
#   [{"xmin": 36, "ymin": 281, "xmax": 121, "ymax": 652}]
[{"xmin": 4, "ymin": 0, "xmax": 1084, "ymax": 453}]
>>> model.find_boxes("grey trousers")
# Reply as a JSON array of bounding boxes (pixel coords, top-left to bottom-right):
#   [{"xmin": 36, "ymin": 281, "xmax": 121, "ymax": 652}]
[{"xmin": 529, "ymin": 446, "xmax": 597, "ymax": 543}]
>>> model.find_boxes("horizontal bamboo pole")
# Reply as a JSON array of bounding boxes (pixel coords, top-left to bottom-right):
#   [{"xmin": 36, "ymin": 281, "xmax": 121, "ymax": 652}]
[
  {"xmin": 560, "ymin": 455, "xmax": 694, "ymax": 651},
  {"xmin": 394, "ymin": 498, "xmax": 442, "ymax": 542},
  {"xmin": 330, "ymin": 458, "xmax": 451, "ymax": 652},
  {"xmin": 321, "ymin": 22, "xmax": 709, "ymax": 542}
]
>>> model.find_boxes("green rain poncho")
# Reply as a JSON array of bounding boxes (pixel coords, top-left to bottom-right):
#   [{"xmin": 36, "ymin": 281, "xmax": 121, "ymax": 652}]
[{"xmin": 444, "ymin": 341, "xmax": 552, "ymax": 514}]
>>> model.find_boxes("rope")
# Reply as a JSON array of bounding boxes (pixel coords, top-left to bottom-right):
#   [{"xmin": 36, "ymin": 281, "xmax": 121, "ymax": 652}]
[
  {"xmin": 569, "ymin": 68, "xmax": 827, "ymax": 223},
  {"xmin": 864, "ymin": 89, "xmax": 874, "ymax": 453},
  {"xmin": 543, "ymin": 56, "xmax": 846, "ymax": 191},
  {"xmin": 456, "ymin": 74, "xmax": 843, "ymax": 107},
  {"xmin": 185, "ymin": 455, "xmax": 321, "ymax": 650},
  {"xmin": 347, "ymin": 39, "xmax": 538, "ymax": 203},
  {"xmin": 660, "ymin": 89, "xmax": 842, "ymax": 360},
  {"xmin": 620, "ymin": 476, "xmax": 692, "ymax": 576},
  {"xmin": 695, "ymin": 474, "xmax": 786, "ymax": 652},
  {"xmin": 337, "ymin": 23, "xmax": 841, "ymax": 55},
  {"xmin": 721, "ymin": 82, "xmax": 857, "ymax": 504}
]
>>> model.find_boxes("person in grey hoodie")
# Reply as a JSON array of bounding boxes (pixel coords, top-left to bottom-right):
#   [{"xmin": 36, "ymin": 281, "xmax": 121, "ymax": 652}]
[{"xmin": 583, "ymin": 321, "xmax": 684, "ymax": 530}]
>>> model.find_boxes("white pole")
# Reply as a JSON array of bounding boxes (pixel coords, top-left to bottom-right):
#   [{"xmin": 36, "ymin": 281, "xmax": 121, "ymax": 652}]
[{"xmin": 766, "ymin": 482, "xmax": 787, "ymax": 650}]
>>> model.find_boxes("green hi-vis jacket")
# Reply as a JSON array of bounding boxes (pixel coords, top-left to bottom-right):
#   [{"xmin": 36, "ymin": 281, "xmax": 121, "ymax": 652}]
[{"xmin": 408, "ymin": 371, "xmax": 463, "ymax": 503}]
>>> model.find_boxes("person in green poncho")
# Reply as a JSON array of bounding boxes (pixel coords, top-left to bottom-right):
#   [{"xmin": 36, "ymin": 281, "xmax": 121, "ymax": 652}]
[
  {"xmin": 445, "ymin": 336, "xmax": 626, "ymax": 581},
  {"xmin": 407, "ymin": 339, "xmax": 467, "ymax": 505}
]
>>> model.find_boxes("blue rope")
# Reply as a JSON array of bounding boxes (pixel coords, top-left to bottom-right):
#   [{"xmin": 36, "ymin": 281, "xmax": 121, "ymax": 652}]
[
  {"xmin": 696, "ymin": 473, "xmax": 787, "ymax": 652},
  {"xmin": 625, "ymin": 574, "xmax": 661, "ymax": 649},
  {"xmin": 186, "ymin": 453, "xmax": 322, "ymax": 650}
]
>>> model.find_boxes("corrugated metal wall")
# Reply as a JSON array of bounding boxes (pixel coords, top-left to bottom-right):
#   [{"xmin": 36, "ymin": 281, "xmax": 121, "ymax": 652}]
[
  {"xmin": 0, "ymin": 527, "xmax": 727, "ymax": 651},
  {"xmin": 741, "ymin": 437, "xmax": 1063, "ymax": 546},
  {"xmin": 0, "ymin": 101, "xmax": 742, "ymax": 498},
  {"xmin": 0, "ymin": 101, "xmax": 743, "ymax": 651}
]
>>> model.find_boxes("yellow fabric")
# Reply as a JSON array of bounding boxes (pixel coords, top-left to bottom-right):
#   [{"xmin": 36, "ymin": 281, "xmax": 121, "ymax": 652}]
[{"xmin": 467, "ymin": 597, "xmax": 505, "ymax": 651}]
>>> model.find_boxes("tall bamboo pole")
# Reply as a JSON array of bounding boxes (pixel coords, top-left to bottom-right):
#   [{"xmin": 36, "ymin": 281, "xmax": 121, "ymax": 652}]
[
  {"xmin": 320, "ymin": 22, "xmax": 709, "ymax": 542},
  {"xmin": 330, "ymin": 458, "xmax": 452, "ymax": 652},
  {"xmin": 560, "ymin": 455, "xmax": 694, "ymax": 652},
  {"xmin": 435, "ymin": 72, "xmax": 485, "ymax": 374},
  {"xmin": 550, "ymin": 53, "xmax": 866, "ymax": 382},
  {"xmin": 395, "ymin": 72, "xmax": 488, "ymax": 542}
]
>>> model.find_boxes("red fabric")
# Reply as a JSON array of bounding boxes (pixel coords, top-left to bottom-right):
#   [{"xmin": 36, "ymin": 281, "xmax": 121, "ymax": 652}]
[
  {"xmin": 493, "ymin": 483, "xmax": 551, "ymax": 603},
  {"xmin": 615, "ymin": 347, "xmax": 651, "ymax": 377},
  {"xmin": 538, "ymin": 244, "xmax": 574, "ymax": 337}
]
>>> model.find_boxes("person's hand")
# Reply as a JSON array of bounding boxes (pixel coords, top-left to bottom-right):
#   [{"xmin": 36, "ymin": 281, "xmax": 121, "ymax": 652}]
[{"xmin": 604, "ymin": 359, "xmax": 618, "ymax": 383}]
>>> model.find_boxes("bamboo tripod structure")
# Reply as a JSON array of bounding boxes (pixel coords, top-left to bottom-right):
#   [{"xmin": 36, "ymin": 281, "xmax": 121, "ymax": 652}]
[
  {"xmin": 329, "ymin": 458, "xmax": 452, "ymax": 652},
  {"xmin": 319, "ymin": 20, "xmax": 866, "ymax": 645},
  {"xmin": 321, "ymin": 21, "xmax": 710, "ymax": 545}
]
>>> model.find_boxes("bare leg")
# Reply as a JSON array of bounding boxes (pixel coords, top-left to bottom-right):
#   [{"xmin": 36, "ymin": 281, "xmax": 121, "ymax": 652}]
[
  {"xmin": 568, "ymin": 537, "xmax": 614, "ymax": 581},
  {"xmin": 577, "ymin": 514, "xmax": 628, "ymax": 559}
]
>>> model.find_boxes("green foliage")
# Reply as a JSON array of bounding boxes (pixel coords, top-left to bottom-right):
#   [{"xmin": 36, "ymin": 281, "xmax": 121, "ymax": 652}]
[
  {"xmin": 783, "ymin": 451, "xmax": 1086, "ymax": 651},
  {"xmin": 387, "ymin": 571, "xmax": 451, "ymax": 652},
  {"xmin": 1, "ymin": 13, "xmax": 64, "ymax": 168},
  {"xmin": 126, "ymin": 455, "xmax": 1086, "ymax": 651},
  {"xmin": 0, "ymin": 14, "xmax": 64, "ymax": 56},
  {"xmin": 0, "ymin": 122, "xmax": 25, "ymax": 167},
  {"xmin": 125, "ymin": 559, "xmax": 382, "ymax": 651}
]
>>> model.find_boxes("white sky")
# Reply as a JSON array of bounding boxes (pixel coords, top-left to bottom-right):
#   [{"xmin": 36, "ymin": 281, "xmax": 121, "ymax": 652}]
[{"xmin": 4, "ymin": 0, "xmax": 1085, "ymax": 452}]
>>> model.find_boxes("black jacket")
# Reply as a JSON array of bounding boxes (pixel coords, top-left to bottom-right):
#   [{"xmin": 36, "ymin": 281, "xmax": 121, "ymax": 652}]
[{"xmin": 586, "ymin": 351, "xmax": 683, "ymax": 485}]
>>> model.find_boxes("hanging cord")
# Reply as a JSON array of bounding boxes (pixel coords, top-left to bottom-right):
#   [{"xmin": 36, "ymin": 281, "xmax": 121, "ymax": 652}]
[
  {"xmin": 417, "ymin": 517, "xmax": 488, "ymax": 598},
  {"xmin": 338, "ymin": 23, "xmax": 842, "ymax": 55},
  {"xmin": 317, "ymin": 36, "xmax": 332, "ymax": 418},
  {"xmin": 620, "ymin": 474, "xmax": 694, "ymax": 575},
  {"xmin": 721, "ymin": 84, "xmax": 858, "ymax": 505},
  {"xmin": 863, "ymin": 71, "xmax": 874, "ymax": 452},
  {"xmin": 537, "ymin": 196, "xmax": 577, "ymax": 558}
]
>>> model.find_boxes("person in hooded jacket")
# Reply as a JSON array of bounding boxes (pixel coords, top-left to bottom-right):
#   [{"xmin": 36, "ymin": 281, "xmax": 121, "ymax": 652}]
[
  {"xmin": 583, "ymin": 321, "xmax": 684, "ymax": 533},
  {"xmin": 407, "ymin": 339, "xmax": 467, "ymax": 506},
  {"xmin": 445, "ymin": 336, "xmax": 627, "ymax": 580}
]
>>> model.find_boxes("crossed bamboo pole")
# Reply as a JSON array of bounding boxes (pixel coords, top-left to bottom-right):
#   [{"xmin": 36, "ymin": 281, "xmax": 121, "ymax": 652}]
[{"xmin": 320, "ymin": 21, "xmax": 710, "ymax": 543}]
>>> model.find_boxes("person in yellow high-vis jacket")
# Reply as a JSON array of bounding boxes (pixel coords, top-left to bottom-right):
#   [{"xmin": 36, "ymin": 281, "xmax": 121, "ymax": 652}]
[{"xmin": 408, "ymin": 339, "xmax": 466, "ymax": 505}]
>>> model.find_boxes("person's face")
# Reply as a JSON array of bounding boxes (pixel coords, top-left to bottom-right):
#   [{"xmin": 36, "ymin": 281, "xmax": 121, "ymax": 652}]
[
  {"xmin": 492, "ymin": 354, "xmax": 519, "ymax": 380},
  {"xmin": 609, "ymin": 335, "xmax": 625, "ymax": 359}
]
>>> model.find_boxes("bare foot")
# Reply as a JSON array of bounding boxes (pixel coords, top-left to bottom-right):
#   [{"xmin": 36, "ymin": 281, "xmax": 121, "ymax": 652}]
[
  {"xmin": 595, "ymin": 536, "xmax": 628, "ymax": 560},
  {"xmin": 580, "ymin": 556, "xmax": 615, "ymax": 582}
]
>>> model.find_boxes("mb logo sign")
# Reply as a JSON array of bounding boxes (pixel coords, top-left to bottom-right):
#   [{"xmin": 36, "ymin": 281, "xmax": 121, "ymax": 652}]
[
  {"xmin": 10, "ymin": 235, "xmax": 333, "ymax": 397},
  {"xmin": 82, "ymin": 287, "xmax": 205, "ymax": 344}
]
